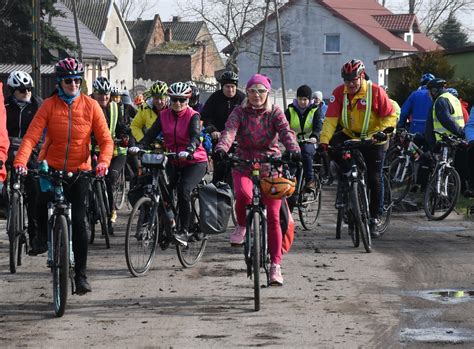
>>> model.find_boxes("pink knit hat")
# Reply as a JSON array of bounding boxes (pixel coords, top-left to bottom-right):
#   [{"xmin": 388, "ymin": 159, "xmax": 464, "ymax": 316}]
[{"xmin": 246, "ymin": 74, "xmax": 272, "ymax": 91}]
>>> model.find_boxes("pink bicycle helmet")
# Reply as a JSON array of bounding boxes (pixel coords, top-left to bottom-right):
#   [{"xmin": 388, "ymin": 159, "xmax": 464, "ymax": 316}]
[{"xmin": 55, "ymin": 57, "xmax": 84, "ymax": 77}]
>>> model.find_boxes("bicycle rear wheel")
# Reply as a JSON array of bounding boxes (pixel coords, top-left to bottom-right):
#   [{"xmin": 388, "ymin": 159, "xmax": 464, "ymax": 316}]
[
  {"xmin": 423, "ymin": 167, "xmax": 460, "ymax": 220},
  {"xmin": 95, "ymin": 180, "xmax": 110, "ymax": 249},
  {"xmin": 113, "ymin": 167, "xmax": 126, "ymax": 210},
  {"xmin": 8, "ymin": 192, "xmax": 20, "ymax": 274},
  {"xmin": 351, "ymin": 180, "xmax": 372, "ymax": 253},
  {"xmin": 125, "ymin": 196, "xmax": 159, "ymax": 277},
  {"xmin": 335, "ymin": 207, "xmax": 344, "ymax": 240},
  {"xmin": 347, "ymin": 210, "xmax": 360, "ymax": 247},
  {"xmin": 52, "ymin": 215, "xmax": 69, "ymax": 317},
  {"xmin": 252, "ymin": 210, "xmax": 261, "ymax": 311},
  {"xmin": 176, "ymin": 194, "xmax": 207, "ymax": 268},
  {"xmin": 298, "ymin": 176, "xmax": 322, "ymax": 230},
  {"xmin": 388, "ymin": 156, "xmax": 413, "ymax": 205}
]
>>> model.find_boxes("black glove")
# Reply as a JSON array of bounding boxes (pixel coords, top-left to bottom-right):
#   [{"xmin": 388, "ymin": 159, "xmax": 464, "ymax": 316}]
[
  {"xmin": 283, "ymin": 151, "xmax": 302, "ymax": 162},
  {"xmin": 212, "ymin": 149, "xmax": 228, "ymax": 161}
]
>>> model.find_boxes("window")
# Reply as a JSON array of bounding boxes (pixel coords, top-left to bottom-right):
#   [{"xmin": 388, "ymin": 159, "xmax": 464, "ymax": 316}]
[
  {"xmin": 404, "ymin": 32, "xmax": 413, "ymax": 46},
  {"xmin": 324, "ymin": 34, "xmax": 340, "ymax": 53},
  {"xmin": 275, "ymin": 33, "xmax": 291, "ymax": 53},
  {"xmin": 116, "ymin": 27, "xmax": 120, "ymax": 44}
]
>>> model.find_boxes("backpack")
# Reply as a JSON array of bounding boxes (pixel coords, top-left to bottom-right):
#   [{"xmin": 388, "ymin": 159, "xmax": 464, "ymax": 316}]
[
  {"xmin": 198, "ymin": 181, "xmax": 233, "ymax": 234},
  {"xmin": 280, "ymin": 198, "xmax": 295, "ymax": 253}
]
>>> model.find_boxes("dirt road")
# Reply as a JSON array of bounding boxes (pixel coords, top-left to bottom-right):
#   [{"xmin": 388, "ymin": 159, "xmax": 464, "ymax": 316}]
[{"xmin": 1, "ymin": 185, "xmax": 474, "ymax": 348}]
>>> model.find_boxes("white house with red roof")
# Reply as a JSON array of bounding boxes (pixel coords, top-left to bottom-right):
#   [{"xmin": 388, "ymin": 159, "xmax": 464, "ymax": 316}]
[{"xmin": 222, "ymin": 0, "xmax": 441, "ymax": 99}]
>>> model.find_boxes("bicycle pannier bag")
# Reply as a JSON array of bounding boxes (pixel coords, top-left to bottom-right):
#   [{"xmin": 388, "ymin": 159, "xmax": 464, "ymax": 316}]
[
  {"xmin": 198, "ymin": 182, "xmax": 233, "ymax": 234},
  {"xmin": 280, "ymin": 198, "xmax": 295, "ymax": 253}
]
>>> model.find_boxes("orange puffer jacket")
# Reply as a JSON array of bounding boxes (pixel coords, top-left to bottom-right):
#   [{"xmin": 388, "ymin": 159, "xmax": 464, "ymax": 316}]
[
  {"xmin": 14, "ymin": 93, "xmax": 113, "ymax": 172},
  {"xmin": 0, "ymin": 83, "xmax": 10, "ymax": 182}
]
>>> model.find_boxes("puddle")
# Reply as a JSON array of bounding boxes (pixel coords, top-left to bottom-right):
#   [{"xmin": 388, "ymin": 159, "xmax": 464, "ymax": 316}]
[
  {"xmin": 416, "ymin": 226, "xmax": 466, "ymax": 232},
  {"xmin": 400, "ymin": 327, "xmax": 474, "ymax": 343},
  {"xmin": 404, "ymin": 290, "xmax": 474, "ymax": 304}
]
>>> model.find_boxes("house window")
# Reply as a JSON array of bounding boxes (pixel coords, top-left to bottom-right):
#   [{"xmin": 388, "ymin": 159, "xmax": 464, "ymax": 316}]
[
  {"xmin": 116, "ymin": 27, "xmax": 120, "ymax": 44},
  {"xmin": 275, "ymin": 33, "xmax": 291, "ymax": 53},
  {"xmin": 404, "ymin": 32, "xmax": 413, "ymax": 46},
  {"xmin": 324, "ymin": 34, "xmax": 340, "ymax": 53}
]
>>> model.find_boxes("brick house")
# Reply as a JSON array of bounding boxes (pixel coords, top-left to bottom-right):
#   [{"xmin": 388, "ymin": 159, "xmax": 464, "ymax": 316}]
[{"xmin": 127, "ymin": 15, "xmax": 224, "ymax": 84}]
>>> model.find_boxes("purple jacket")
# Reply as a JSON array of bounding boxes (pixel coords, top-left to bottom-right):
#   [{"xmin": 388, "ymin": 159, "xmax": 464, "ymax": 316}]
[{"xmin": 215, "ymin": 104, "xmax": 299, "ymax": 173}]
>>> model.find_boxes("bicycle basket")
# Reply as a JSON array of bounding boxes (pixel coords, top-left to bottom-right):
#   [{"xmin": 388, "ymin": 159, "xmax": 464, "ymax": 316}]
[{"xmin": 141, "ymin": 153, "xmax": 168, "ymax": 169}]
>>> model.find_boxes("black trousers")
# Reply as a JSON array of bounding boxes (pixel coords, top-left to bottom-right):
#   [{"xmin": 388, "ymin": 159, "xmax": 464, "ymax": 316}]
[{"xmin": 37, "ymin": 175, "xmax": 89, "ymax": 275}]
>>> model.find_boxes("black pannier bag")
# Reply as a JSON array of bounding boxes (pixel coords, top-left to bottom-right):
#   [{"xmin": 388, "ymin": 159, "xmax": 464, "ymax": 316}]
[{"xmin": 198, "ymin": 181, "xmax": 233, "ymax": 235}]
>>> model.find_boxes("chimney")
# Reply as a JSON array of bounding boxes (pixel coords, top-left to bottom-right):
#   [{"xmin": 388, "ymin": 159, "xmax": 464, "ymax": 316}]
[
  {"xmin": 164, "ymin": 28, "xmax": 172, "ymax": 42},
  {"xmin": 172, "ymin": 16, "xmax": 181, "ymax": 22}
]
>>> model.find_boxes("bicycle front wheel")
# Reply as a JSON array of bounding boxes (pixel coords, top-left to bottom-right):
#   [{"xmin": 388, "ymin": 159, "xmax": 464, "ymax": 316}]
[
  {"xmin": 298, "ymin": 176, "xmax": 322, "ymax": 230},
  {"xmin": 95, "ymin": 180, "xmax": 110, "ymax": 249},
  {"xmin": 8, "ymin": 192, "xmax": 20, "ymax": 274},
  {"xmin": 249, "ymin": 210, "xmax": 261, "ymax": 311},
  {"xmin": 113, "ymin": 167, "xmax": 126, "ymax": 210},
  {"xmin": 424, "ymin": 166, "xmax": 460, "ymax": 220},
  {"xmin": 350, "ymin": 180, "xmax": 372, "ymax": 253},
  {"xmin": 176, "ymin": 194, "xmax": 207, "ymax": 268},
  {"xmin": 52, "ymin": 215, "xmax": 69, "ymax": 317},
  {"xmin": 388, "ymin": 156, "xmax": 413, "ymax": 205},
  {"xmin": 125, "ymin": 196, "xmax": 159, "ymax": 277}
]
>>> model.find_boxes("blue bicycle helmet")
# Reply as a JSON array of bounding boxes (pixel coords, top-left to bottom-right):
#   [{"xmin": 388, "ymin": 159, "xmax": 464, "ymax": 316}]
[
  {"xmin": 420, "ymin": 73, "xmax": 435, "ymax": 86},
  {"xmin": 447, "ymin": 87, "xmax": 458, "ymax": 98}
]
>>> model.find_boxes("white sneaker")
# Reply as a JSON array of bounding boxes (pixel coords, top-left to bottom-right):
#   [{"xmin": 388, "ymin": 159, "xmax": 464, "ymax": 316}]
[
  {"xmin": 229, "ymin": 225, "xmax": 246, "ymax": 246},
  {"xmin": 269, "ymin": 264, "xmax": 283, "ymax": 286}
]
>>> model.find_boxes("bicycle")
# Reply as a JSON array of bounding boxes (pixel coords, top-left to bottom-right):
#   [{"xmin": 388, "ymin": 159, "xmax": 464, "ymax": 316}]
[
  {"xmin": 125, "ymin": 150, "xmax": 207, "ymax": 276},
  {"xmin": 227, "ymin": 154, "xmax": 295, "ymax": 311},
  {"xmin": 85, "ymin": 172, "xmax": 111, "ymax": 248},
  {"xmin": 423, "ymin": 131, "xmax": 464, "ymax": 220}
]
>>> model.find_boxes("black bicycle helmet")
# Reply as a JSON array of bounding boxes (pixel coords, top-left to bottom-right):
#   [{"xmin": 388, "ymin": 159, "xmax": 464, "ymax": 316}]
[{"xmin": 220, "ymin": 71, "xmax": 238, "ymax": 85}]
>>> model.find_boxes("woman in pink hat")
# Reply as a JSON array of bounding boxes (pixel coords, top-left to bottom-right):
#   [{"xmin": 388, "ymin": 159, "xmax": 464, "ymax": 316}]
[{"xmin": 213, "ymin": 73, "xmax": 300, "ymax": 286}]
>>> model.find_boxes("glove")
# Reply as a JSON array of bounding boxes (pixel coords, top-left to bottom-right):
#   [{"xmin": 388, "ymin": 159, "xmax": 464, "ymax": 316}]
[
  {"xmin": 178, "ymin": 151, "xmax": 190, "ymax": 160},
  {"xmin": 212, "ymin": 149, "xmax": 228, "ymax": 161},
  {"xmin": 211, "ymin": 131, "xmax": 221, "ymax": 141},
  {"xmin": 120, "ymin": 135, "xmax": 129, "ymax": 147},
  {"xmin": 283, "ymin": 151, "xmax": 302, "ymax": 162},
  {"xmin": 14, "ymin": 165, "xmax": 28, "ymax": 176},
  {"xmin": 96, "ymin": 162, "xmax": 108, "ymax": 177},
  {"xmin": 128, "ymin": 146, "xmax": 141, "ymax": 154},
  {"xmin": 309, "ymin": 137, "xmax": 318, "ymax": 144},
  {"xmin": 319, "ymin": 143, "xmax": 329, "ymax": 152}
]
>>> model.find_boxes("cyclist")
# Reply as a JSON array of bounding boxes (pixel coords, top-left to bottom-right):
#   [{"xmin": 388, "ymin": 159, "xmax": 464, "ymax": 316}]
[
  {"xmin": 201, "ymin": 71, "xmax": 245, "ymax": 182},
  {"xmin": 285, "ymin": 84, "xmax": 322, "ymax": 191},
  {"xmin": 186, "ymin": 81, "xmax": 204, "ymax": 113},
  {"xmin": 398, "ymin": 73, "xmax": 435, "ymax": 148},
  {"xmin": 91, "ymin": 77, "xmax": 129, "ymax": 230},
  {"xmin": 312, "ymin": 91, "xmax": 327, "ymax": 121},
  {"xmin": 130, "ymin": 80, "xmax": 168, "ymax": 143},
  {"xmin": 133, "ymin": 94, "xmax": 145, "ymax": 108},
  {"xmin": 0, "ymin": 84, "xmax": 9, "ymax": 203},
  {"xmin": 130, "ymin": 82, "xmax": 208, "ymax": 246},
  {"xmin": 14, "ymin": 58, "xmax": 113, "ymax": 294},
  {"xmin": 447, "ymin": 88, "xmax": 469, "ymax": 124},
  {"xmin": 111, "ymin": 85, "xmax": 137, "ymax": 126},
  {"xmin": 319, "ymin": 59, "xmax": 397, "ymax": 237},
  {"xmin": 4, "ymin": 71, "xmax": 42, "ymax": 250},
  {"xmin": 213, "ymin": 73, "xmax": 300, "ymax": 286}
]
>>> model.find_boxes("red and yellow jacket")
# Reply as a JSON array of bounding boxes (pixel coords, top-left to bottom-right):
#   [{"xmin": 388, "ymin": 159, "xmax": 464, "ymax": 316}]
[
  {"xmin": 320, "ymin": 80, "xmax": 397, "ymax": 144},
  {"xmin": 14, "ymin": 93, "xmax": 113, "ymax": 172},
  {"xmin": 0, "ymin": 83, "xmax": 10, "ymax": 182}
]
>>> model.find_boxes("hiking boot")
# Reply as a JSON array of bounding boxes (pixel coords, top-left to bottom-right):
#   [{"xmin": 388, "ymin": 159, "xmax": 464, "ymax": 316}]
[
  {"xmin": 174, "ymin": 230, "xmax": 189, "ymax": 246},
  {"xmin": 108, "ymin": 221, "xmax": 114, "ymax": 236},
  {"xmin": 28, "ymin": 238, "xmax": 48, "ymax": 256},
  {"xmin": 75, "ymin": 274, "xmax": 92, "ymax": 295},
  {"xmin": 110, "ymin": 210, "xmax": 117, "ymax": 223},
  {"xmin": 304, "ymin": 179, "xmax": 316, "ymax": 192},
  {"xmin": 269, "ymin": 264, "xmax": 283, "ymax": 286},
  {"xmin": 230, "ymin": 225, "xmax": 246, "ymax": 246},
  {"xmin": 370, "ymin": 218, "xmax": 381, "ymax": 238}
]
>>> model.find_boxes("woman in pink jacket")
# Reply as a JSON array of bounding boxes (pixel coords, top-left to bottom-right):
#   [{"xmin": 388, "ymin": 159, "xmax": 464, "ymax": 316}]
[{"xmin": 214, "ymin": 74, "xmax": 300, "ymax": 286}]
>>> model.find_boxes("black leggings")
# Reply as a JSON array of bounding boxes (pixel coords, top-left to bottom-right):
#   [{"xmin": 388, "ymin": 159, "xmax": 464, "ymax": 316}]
[
  {"xmin": 330, "ymin": 131, "xmax": 386, "ymax": 218},
  {"xmin": 106, "ymin": 155, "xmax": 127, "ymax": 212},
  {"xmin": 169, "ymin": 162, "xmax": 207, "ymax": 233}
]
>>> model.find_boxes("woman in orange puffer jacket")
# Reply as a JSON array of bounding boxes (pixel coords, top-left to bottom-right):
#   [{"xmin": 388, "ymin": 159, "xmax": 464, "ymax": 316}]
[{"xmin": 14, "ymin": 58, "xmax": 113, "ymax": 295}]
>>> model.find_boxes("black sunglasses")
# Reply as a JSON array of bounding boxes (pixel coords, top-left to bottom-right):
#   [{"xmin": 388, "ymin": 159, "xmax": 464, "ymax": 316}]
[
  {"xmin": 17, "ymin": 88, "xmax": 32, "ymax": 93},
  {"xmin": 63, "ymin": 77, "xmax": 82, "ymax": 85},
  {"xmin": 170, "ymin": 97, "xmax": 188, "ymax": 103}
]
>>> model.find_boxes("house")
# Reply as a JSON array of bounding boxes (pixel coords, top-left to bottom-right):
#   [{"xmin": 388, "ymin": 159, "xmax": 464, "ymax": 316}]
[
  {"xmin": 222, "ymin": 0, "xmax": 440, "ymax": 100},
  {"xmin": 127, "ymin": 15, "xmax": 224, "ymax": 84},
  {"xmin": 61, "ymin": 0, "xmax": 135, "ymax": 90}
]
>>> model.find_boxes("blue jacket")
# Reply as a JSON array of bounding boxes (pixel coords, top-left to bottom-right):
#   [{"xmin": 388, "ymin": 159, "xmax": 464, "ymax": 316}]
[
  {"xmin": 466, "ymin": 107, "xmax": 474, "ymax": 143},
  {"xmin": 397, "ymin": 86, "xmax": 432, "ymax": 134}
]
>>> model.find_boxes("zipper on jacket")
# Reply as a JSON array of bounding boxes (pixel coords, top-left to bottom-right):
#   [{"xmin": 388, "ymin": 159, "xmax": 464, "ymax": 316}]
[
  {"xmin": 173, "ymin": 114, "xmax": 180, "ymax": 164},
  {"xmin": 63, "ymin": 104, "xmax": 73, "ymax": 171},
  {"xmin": 18, "ymin": 104, "xmax": 26, "ymax": 138}
]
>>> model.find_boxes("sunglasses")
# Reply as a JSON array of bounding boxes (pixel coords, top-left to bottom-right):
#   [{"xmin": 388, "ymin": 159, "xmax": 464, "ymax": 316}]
[
  {"xmin": 17, "ymin": 88, "xmax": 32, "ymax": 93},
  {"xmin": 63, "ymin": 77, "xmax": 82, "ymax": 85},
  {"xmin": 170, "ymin": 97, "xmax": 188, "ymax": 103},
  {"xmin": 247, "ymin": 88, "xmax": 268, "ymax": 95},
  {"xmin": 344, "ymin": 78, "xmax": 360, "ymax": 84}
]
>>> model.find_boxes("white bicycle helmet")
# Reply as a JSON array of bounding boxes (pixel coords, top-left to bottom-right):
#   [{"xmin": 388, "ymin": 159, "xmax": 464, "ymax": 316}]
[
  {"xmin": 168, "ymin": 82, "xmax": 192, "ymax": 98},
  {"xmin": 110, "ymin": 85, "xmax": 121, "ymax": 96},
  {"xmin": 7, "ymin": 71, "xmax": 34, "ymax": 90},
  {"xmin": 93, "ymin": 76, "xmax": 112, "ymax": 94}
]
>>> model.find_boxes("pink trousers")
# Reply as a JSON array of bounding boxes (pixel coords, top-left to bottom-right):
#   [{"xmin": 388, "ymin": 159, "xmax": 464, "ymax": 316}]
[{"xmin": 233, "ymin": 170, "xmax": 282, "ymax": 265}]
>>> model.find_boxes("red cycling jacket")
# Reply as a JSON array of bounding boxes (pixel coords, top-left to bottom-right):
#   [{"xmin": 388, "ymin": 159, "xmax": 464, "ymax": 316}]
[{"xmin": 0, "ymin": 83, "xmax": 10, "ymax": 182}]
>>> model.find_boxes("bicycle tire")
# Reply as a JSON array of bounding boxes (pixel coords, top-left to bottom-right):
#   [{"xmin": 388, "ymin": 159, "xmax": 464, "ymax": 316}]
[
  {"xmin": 8, "ymin": 192, "xmax": 20, "ymax": 274},
  {"xmin": 113, "ymin": 167, "xmax": 126, "ymax": 210},
  {"xmin": 336, "ymin": 207, "xmax": 343, "ymax": 240},
  {"xmin": 388, "ymin": 156, "xmax": 413, "ymax": 205},
  {"xmin": 347, "ymin": 210, "xmax": 360, "ymax": 247},
  {"xmin": 350, "ymin": 180, "xmax": 372, "ymax": 253},
  {"xmin": 95, "ymin": 180, "xmax": 110, "ymax": 249},
  {"xmin": 251, "ymin": 210, "xmax": 261, "ymax": 311},
  {"xmin": 423, "ymin": 166, "xmax": 460, "ymax": 221},
  {"xmin": 298, "ymin": 176, "xmax": 322, "ymax": 230},
  {"xmin": 377, "ymin": 172, "xmax": 392, "ymax": 236},
  {"xmin": 176, "ymin": 194, "xmax": 207, "ymax": 268},
  {"xmin": 52, "ymin": 215, "xmax": 69, "ymax": 317},
  {"xmin": 125, "ymin": 196, "xmax": 159, "ymax": 277}
]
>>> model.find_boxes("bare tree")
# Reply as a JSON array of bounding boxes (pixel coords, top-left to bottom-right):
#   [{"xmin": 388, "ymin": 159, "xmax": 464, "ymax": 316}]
[
  {"xmin": 116, "ymin": 0, "xmax": 160, "ymax": 23},
  {"xmin": 416, "ymin": 0, "xmax": 474, "ymax": 35},
  {"xmin": 178, "ymin": 0, "xmax": 273, "ymax": 71}
]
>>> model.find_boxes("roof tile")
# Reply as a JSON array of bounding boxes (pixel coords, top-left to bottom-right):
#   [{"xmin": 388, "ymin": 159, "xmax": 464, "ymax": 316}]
[{"xmin": 61, "ymin": 0, "xmax": 111, "ymax": 38}]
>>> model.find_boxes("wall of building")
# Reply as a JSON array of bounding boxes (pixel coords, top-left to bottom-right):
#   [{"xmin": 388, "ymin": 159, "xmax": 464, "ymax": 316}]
[
  {"xmin": 136, "ymin": 55, "xmax": 191, "ymax": 83},
  {"xmin": 446, "ymin": 52, "xmax": 474, "ymax": 81}
]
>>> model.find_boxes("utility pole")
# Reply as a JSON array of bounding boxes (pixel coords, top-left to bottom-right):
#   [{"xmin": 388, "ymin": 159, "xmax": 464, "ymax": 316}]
[
  {"xmin": 257, "ymin": 0, "xmax": 287, "ymax": 108},
  {"xmin": 32, "ymin": 0, "xmax": 42, "ymax": 96},
  {"xmin": 71, "ymin": 0, "xmax": 83, "ymax": 60}
]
